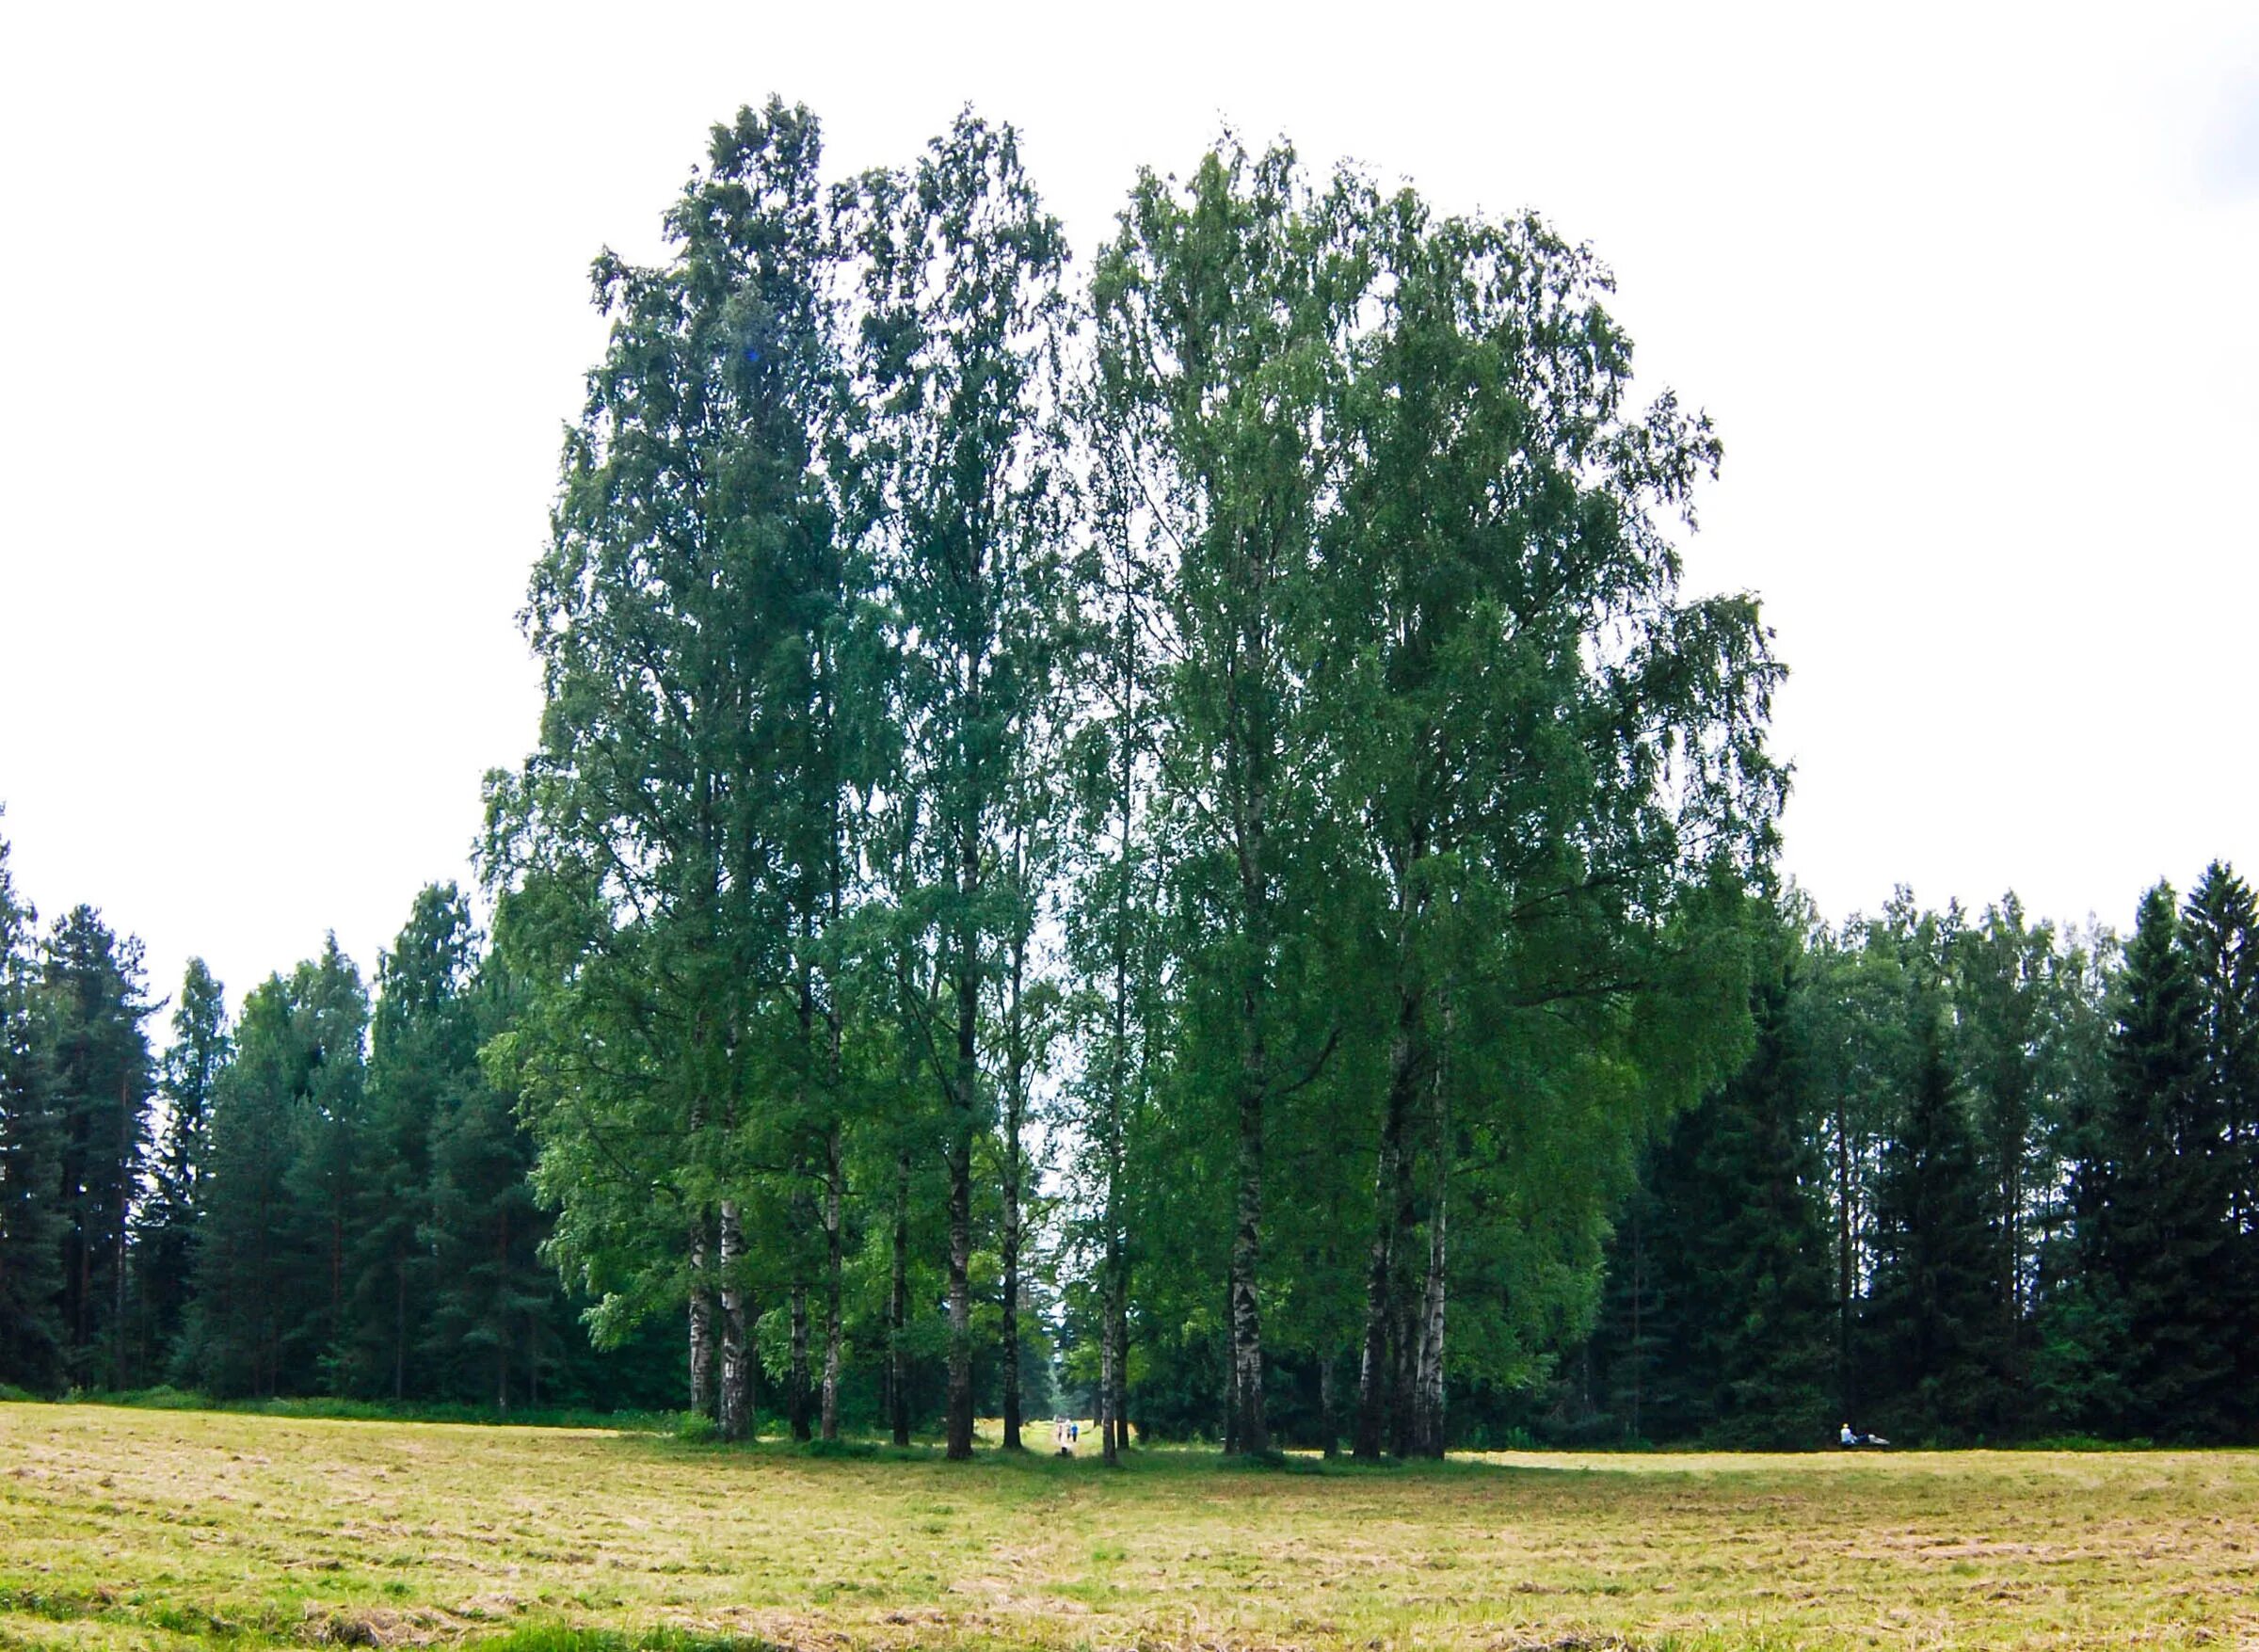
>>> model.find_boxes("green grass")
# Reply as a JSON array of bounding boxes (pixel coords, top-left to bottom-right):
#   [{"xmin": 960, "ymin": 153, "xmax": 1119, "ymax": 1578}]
[{"xmin": 3, "ymin": 1403, "xmax": 2253, "ymax": 1649}]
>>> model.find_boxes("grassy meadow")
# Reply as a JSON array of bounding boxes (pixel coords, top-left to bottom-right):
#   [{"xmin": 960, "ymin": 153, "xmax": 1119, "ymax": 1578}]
[{"xmin": 3, "ymin": 1403, "xmax": 2255, "ymax": 1651}]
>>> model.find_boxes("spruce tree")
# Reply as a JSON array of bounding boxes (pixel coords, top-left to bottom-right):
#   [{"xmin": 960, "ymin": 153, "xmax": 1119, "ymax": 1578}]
[
  {"xmin": 42, "ymin": 906, "xmax": 155, "ymax": 1388},
  {"xmin": 353, "ymin": 886, "xmax": 477, "ymax": 1399},
  {"xmin": 0, "ymin": 823, "xmax": 65, "ymax": 1392},
  {"xmin": 2180, "ymin": 862, "xmax": 2259, "ymax": 1435},
  {"xmin": 186, "ymin": 947, "xmax": 368, "ymax": 1397},
  {"xmin": 139, "ymin": 958, "xmax": 228, "ymax": 1378},
  {"xmin": 1580, "ymin": 950, "xmax": 1832, "ymax": 1447},
  {"xmin": 1864, "ymin": 982, "xmax": 2001, "ymax": 1441},
  {"xmin": 1949, "ymin": 897, "xmax": 2088, "ymax": 1434},
  {"xmin": 2075, "ymin": 883, "xmax": 2232, "ymax": 1437},
  {"xmin": 425, "ymin": 950, "xmax": 554, "ymax": 1410},
  {"xmin": 1688, "ymin": 965, "xmax": 1835, "ymax": 1445}
]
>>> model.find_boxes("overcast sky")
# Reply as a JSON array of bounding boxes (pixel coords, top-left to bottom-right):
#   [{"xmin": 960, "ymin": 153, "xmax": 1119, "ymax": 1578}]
[{"xmin": 3, "ymin": 0, "xmax": 2255, "ymax": 1016}]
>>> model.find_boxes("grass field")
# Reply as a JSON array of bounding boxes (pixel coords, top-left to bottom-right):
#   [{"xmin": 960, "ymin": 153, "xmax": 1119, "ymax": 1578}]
[{"xmin": 4, "ymin": 1403, "xmax": 2255, "ymax": 1650}]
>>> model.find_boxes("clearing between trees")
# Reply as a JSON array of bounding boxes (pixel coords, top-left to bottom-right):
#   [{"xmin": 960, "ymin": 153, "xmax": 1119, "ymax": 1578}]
[{"xmin": 3, "ymin": 1403, "xmax": 2252, "ymax": 1651}]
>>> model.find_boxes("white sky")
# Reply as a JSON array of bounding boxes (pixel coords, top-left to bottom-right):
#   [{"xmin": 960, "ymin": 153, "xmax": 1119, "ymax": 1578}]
[{"xmin": 3, "ymin": 0, "xmax": 2255, "ymax": 1017}]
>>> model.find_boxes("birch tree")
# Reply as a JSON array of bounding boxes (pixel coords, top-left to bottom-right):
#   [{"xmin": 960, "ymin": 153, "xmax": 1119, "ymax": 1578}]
[{"xmin": 837, "ymin": 109, "xmax": 1069, "ymax": 1459}]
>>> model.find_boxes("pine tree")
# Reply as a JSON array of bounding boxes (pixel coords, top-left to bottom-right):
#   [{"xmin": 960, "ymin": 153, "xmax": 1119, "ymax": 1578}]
[{"xmin": 0, "ymin": 822, "xmax": 66, "ymax": 1392}]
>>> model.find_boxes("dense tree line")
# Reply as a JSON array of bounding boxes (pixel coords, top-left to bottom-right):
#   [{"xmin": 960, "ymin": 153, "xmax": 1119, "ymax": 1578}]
[
  {"xmin": 1, "ymin": 102, "xmax": 2242, "ymax": 1452},
  {"xmin": 1559, "ymin": 871, "xmax": 2259, "ymax": 1446},
  {"xmin": 0, "ymin": 836, "xmax": 677, "ymax": 1407}
]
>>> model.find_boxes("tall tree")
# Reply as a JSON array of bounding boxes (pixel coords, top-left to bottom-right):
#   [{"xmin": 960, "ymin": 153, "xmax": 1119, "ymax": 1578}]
[
  {"xmin": 1091, "ymin": 140, "xmax": 1353, "ymax": 1454},
  {"xmin": 487, "ymin": 99, "xmax": 841, "ymax": 1438},
  {"xmin": 0, "ymin": 820, "xmax": 65, "ymax": 1392},
  {"xmin": 42, "ymin": 906, "xmax": 154, "ymax": 1388},
  {"xmin": 1314, "ymin": 174, "xmax": 1783, "ymax": 1460},
  {"xmin": 352, "ymin": 885, "xmax": 476, "ymax": 1398},
  {"xmin": 2180, "ymin": 862, "xmax": 2259, "ymax": 1432},
  {"xmin": 138, "ymin": 957, "xmax": 228, "ymax": 1375},
  {"xmin": 2069, "ymin": 883, "xmax": 2232, "ymax": 1437},
  {"xmin": 839, "ymin": 108, "xmax": 1070, "ymax": 1459},
  {"xmin": 1864, "ymin": 975, "xmax": 2002, "ymax": 1441},
  {"xmin": 1949, "ymin": 896, "xmax": 2095, "ymax": 1430},
  {"xmin": 285, "ymin": 935, "xmax": 371, "ymax": 1389},
  {"xmin": 427, "ymin": 953, "xmax": 554, "ymax": 1411},
  {"xmin": 185, "ymin": 945, "xmax": 366, "ymax": 1398}
]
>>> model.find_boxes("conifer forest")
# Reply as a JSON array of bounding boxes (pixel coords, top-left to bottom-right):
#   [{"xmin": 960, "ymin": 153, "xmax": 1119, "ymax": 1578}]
[{"xmin": 7, "ymin": 100, "xmax": 2255, "ymax": 1459}]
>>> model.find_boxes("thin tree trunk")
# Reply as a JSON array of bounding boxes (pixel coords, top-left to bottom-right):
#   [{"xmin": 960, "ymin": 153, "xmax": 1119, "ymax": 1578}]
[
  {"xmin": 717, "ymin": 1199, "xmax": 749, "ymax": 1441},
  {"xmin": 1387, "ymin": 1254, "xmax": 1418, "ymax": 1459},
  {"xmin": 946, "ymin": 813, "xmax": 980, "ymax": 1461},
  {"xmin": 114, "ymin": 1071, "xmax": 130, "ymax": 1390},
  {"xmin": 789, "ymin": 1283, "xmax": 812, "ymax": 1442},
  {"xmin": 394, "ymin": 1260, "xmax": 406, "ymax": 1402},
  {"xmin": 1099, "ymin": 1273, "xmax": 1119, "ymax": 1467},
  {"xmin": 1412, "ymin": 1007, "xmax": 1451, "ymax": 1458},
  {"xmin": 945, "ymin": 1120, "xmax": 974, "ymax": 1458},
  {"xmin": 1223, "ymin": 1265, "xmax": 1240, "ymax": 1455},
  {"xmin": 687, "ymin": 1214, "xmax": 714, "ymax": 1419},
  {"xmin": 496, "ymin": 1204, "xmax": 512, "ymax": 1415},
  {"xmin": 1413, "ymin": 1159, "xmax": 1449, "ymax": 1457},
  {"xmin": 1320, "ymin": 1349, "xmax": 1338, "ymax": 1457},
  {"xmin": 1230, "ymin": 993, "xmax": 1269, "ymax": 1455},
  {"xmin": 1001, "ymin": 845, "xmax": 1028, "ymax": 1452},
  {"xmin": 1834, "ymin": 1099, "xmax": 1855, "ymax": 1416},
  {"xmin": 1356, "ymin": 996, "xmax": 1420, "ymax": 1459},
  {"xmin": 820, "ymin": 768, "xmax": 846, "ymax": 1444},
  {"xmin": 1628, "ymin": 1200, "xmax": 1645, "ymax": 1441},
  {"xmin": 1112, "ymin": 1268, "xmax": 1130, "ymax": 1454},
  {"xmin": 822, "ymin": 1124, "xmax": 843, "ymax": 1442},
  {"xmin": 890, "ymin": 1146, "xmax": 911, "ymax": 1447}
]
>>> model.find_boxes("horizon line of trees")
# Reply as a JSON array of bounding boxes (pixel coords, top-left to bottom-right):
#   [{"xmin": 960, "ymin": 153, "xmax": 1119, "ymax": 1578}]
[
  {"xmin": 8, "ymin": 817, "xmax": 2252, "ymax": 1446},
  {"xmin": 4, "ymin": 99, "xmax": 2247, "ymax": 1452}
]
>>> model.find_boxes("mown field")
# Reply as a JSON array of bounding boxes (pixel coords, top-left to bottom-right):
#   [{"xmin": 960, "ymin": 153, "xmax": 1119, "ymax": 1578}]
[{"xmin": 4, "ymin": 1404, "xmax": 2256, "ymax": 1651}]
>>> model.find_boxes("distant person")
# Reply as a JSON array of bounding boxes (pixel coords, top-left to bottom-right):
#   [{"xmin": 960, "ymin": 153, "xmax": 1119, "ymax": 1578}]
[
  {"xmin": 1069, "ymin": 1420, "xmax": 1079, "ymax": 1444},
  {"xmin": 1839, "ymin": 1421, "xmax": 1889, "ymax": 1448},
  {"xmin": 1054, "ymin": 1417, "xmax": 1071, "ymax": 1457}
]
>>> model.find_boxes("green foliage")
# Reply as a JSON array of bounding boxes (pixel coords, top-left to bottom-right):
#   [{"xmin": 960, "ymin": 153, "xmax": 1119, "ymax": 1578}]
[
  {"xmin": 136, "ymin": 958, "xmax": 226, "ymax": 1373},
  {"xmin": 182, "ymin": 938, "xmax": 367, "ymax": 1396},
  {"xmin": 0, "ymin": 816, "xmax": 66, "ymax": 1392},
  {"xmin": 40, "ymin": 904, "xmax": 155, "ymax": 1390},
  {"xmin": 2069, "ymin": 880, "xmax": 2240, "ymax": 1439},
  {"xmin": 1865, "ymin": 974, "xmax": 2004, "ymax": 1441},
  {"xmin": 25, "ymin": 104, "xmax": 2259, "ymax": 1453},
  {"xmin": 1576, "ymin": 922, "xmax": 1834, "ymax": 1448}
]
